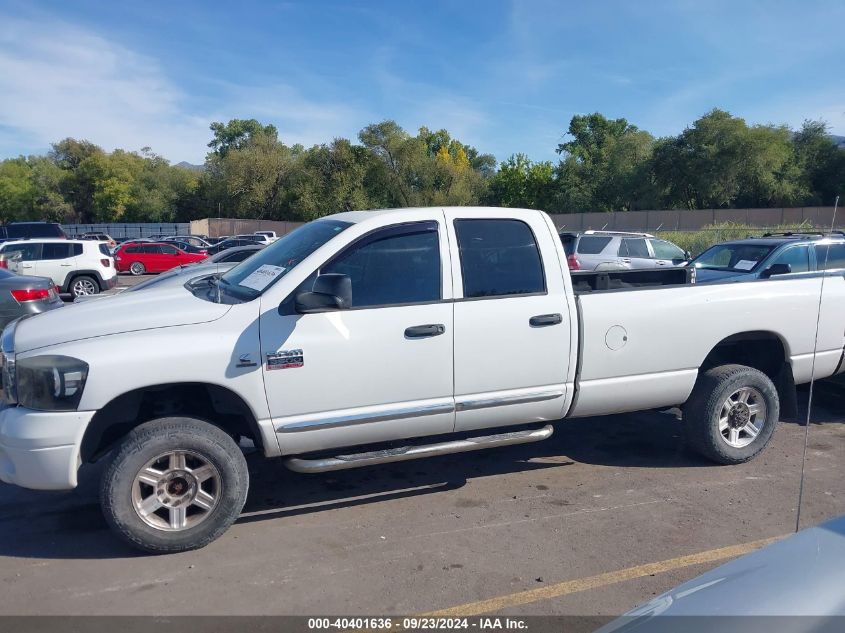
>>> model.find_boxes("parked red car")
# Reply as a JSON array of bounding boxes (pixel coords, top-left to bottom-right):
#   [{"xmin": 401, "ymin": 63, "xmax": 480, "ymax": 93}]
[{"xmin": 114, "ymin": 242, "xmax": 207, "ymax": 275}]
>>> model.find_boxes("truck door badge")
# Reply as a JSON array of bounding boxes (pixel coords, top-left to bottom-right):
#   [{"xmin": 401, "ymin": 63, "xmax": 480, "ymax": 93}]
[{"xmin": 267, "ymin": 349, "xmax": 304, "ymax": 370}]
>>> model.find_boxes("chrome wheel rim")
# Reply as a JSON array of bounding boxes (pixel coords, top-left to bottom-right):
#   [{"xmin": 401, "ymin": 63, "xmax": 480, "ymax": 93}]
[
  {"xmin": 131, "ymin": 450, "xmax": 221, "ymax": 531},
  {"xmin": 719, "ymin": 386, "xmax": 766, "ymax": 448},
  {"xmin": 130, "ymin": 262, "xmax": 144, "ymax": 275},
  {"xmin": 73, "ymin": 279, "xmax": 97, "ymax": 296}
]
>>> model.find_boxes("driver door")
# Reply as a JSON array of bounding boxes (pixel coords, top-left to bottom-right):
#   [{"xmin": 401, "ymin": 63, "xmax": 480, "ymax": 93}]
[{"xmin": 261, "ymin": 214, "xmax": 455, "ymax": 455}]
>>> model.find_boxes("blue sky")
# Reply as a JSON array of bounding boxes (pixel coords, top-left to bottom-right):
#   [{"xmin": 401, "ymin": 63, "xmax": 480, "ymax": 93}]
[{"xmin": 0, "ymin": 0, "xmax": 843, "ymax": 164}]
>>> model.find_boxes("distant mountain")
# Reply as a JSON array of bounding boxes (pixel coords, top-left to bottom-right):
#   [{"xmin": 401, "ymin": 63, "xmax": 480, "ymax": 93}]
[
  {"xmin": 174, "ymin": 161, "xmax": 205, "ymax": 172},
  {"xmin": 831, "ymin": 134, "xmax": 845, "ymax": 148}
]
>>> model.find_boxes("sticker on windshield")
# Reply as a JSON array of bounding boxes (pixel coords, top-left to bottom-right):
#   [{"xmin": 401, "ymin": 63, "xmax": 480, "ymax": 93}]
[
  {"xmin": 734, "ymin": 260, "xmax": 757, "ymax": 271},
  {"xmin": 238, "ymin": 264, "xmax": 286, "ymax": 291}
]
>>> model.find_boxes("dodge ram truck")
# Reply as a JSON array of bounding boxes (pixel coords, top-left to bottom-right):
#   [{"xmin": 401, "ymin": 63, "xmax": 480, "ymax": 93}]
[{"xmin": 1, "ymin": 207, "xmax": 843, "ymax": 553}]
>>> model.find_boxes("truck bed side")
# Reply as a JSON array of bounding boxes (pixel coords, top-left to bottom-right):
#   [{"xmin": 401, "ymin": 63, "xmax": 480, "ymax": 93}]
[{"xmin": 568, "ymin": 273, "xmax": 845, "ymax": 417}]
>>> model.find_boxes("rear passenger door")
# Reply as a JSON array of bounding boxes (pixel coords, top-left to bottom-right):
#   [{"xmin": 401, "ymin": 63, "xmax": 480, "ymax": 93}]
[
  {"xmin": 445, "ymin": 210, "xmax": 573, "ymax": 432},
  {"xmin": 143, "ymin": 244, "xmax": 166, "ymax": 272},
  {"xmin": 35, "ymin": 242, "xmax": 76, "ymax": 288},
  {"xmin": 618, "ymin": 237, "xmax": 655, "ymax": 269}
]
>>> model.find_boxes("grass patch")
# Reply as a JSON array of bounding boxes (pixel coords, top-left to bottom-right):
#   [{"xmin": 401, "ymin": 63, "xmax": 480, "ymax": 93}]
[{"xmin": 657, "ymin": 221, "xmax": 818, "ymax": 256}]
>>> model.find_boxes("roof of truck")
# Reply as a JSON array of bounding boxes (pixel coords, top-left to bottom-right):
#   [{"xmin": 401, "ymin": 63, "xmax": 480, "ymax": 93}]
[{"xmin": 325, "ymin": 207, "xmax": 539, "ymax": 224}]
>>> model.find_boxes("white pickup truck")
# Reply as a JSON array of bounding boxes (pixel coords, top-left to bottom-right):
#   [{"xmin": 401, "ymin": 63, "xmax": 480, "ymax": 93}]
[{"xmin": 1, "ymin": 207, "xmax": 843, "ymax": 553}]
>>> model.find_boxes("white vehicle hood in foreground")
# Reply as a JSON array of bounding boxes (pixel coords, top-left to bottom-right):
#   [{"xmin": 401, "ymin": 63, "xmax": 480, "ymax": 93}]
[{"xmin": 14, "ymin": 286, "xmax": 231, "ymax": 353}]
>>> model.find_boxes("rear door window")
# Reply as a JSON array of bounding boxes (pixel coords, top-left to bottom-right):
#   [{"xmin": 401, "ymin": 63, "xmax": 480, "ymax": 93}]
[
  {"xmin": 41, "ymin": 243, "xmax": 72, "ymax": 260},
  {"xmin": 454, "ymin": 219, "xmax": 545, "ymax": 298},
  {"xmin": 576, "ymin": 236, "xmax": 612, "ymax": 254},
  {"xmin": 618, "ymin": 238, "xmax": 650, "ymax": 258}
]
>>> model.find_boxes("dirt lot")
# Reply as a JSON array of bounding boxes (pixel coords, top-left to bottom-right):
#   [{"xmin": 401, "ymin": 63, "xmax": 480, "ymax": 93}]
[{"xmin": 0, "ymin": 376, "xmax": 842, "ymax": 618}]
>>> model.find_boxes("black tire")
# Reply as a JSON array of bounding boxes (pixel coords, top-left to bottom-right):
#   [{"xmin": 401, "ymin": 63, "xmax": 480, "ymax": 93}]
[
  {"xmin": 70, "ymin": 275, "xmax": 100, "ymax": 298},
  {"xmin": 682, "ymin": 364, "xmax": 779, "ymax": 465},
  {"xmin": 129, "ymin": 261, "xmax": 146, "ymax": 276},
  {"xmin": 100, "ymin": 417, "xmax": 249, "ymax": 553}
]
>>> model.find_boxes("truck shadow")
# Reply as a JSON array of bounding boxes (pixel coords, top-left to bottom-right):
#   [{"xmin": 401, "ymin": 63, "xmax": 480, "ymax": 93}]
[{"xmin": 0, "ymin": 386, "xmax": 840, "ymax": 560}]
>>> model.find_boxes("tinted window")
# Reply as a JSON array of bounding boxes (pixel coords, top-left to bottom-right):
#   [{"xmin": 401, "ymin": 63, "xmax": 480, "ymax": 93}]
[
  {"xmin": 98, "ymin": 244, "xmax": 110, "ymax": 257},
  {"xmin": 576, "ymin": 236, "xmax": 612, "ymax": 254},
  {"xmin": 455, "ymin": 219, "xmax": 545, "ymax": 298},
  {"xmin": 650, "ymin": 239, "xmax": 686, "ymax": 260},
  {"xmin": 321, "ymin": 223, "xmax": 441, "ymax": 308},
  {"xmin": 619, "ymin": 238, "xmax": 650, "ymax": 258},
  {"xmin": 4, "ymin": 223, "xmax": 65, "ymax": 238},
  {"xmin": 124, "ymin": 246, "xmax": 141, "ymax": 254},
  {"xmin": 2, "ymin": 243, "xmax": 41, "ymax": 260},
  {"xmin": 41, "ymin": 243, "xmax": 72, "ymax": 260},
  {"xmin": 160, "ymin": 245, "xmax": 179, "ymax": 255},
  {"xmin": 770, "ymin": 245, "xmax": 810, "ymax": 273},
  {"xmin": 142, "ymin": 245, "xmax": 161, "ymax": 254},
  {"xmin": 816, "ymin": 243, "xmax": 845, "ymax": 270}
]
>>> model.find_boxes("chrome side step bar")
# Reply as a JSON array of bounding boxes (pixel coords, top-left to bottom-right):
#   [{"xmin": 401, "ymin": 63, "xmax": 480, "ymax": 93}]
[{"xmin": 283, "ymin": 424, "xmax": 554, "ymax": 474}]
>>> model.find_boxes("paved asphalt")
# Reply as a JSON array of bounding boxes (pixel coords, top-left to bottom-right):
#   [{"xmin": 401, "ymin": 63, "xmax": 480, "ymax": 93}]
[{"xmin": 4, "ymin": 272, "xmax": 841, "ymax": 618}]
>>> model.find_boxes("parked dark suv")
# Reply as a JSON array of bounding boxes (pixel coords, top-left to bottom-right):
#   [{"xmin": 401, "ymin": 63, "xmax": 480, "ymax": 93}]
[
  {"xmin": 0, "ymin": 222, "xmax": 66, "ymax": 241},
  {"xmin": 690, "ymin": 231, "xmax": 845, "ymax": 283}
]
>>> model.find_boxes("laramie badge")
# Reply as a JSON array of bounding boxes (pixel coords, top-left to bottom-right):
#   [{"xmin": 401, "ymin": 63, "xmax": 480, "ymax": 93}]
[{"xmin": 267, "ymin": 349, "xmax": 304, "ymax": 370}]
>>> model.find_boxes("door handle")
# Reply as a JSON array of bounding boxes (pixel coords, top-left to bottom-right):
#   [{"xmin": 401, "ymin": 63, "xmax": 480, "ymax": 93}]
[
  {"xmin": 60, "ymin": 263, "xmax": 73, "ymax": 267},
  {"xmin": 529, "ymin": 313, "xmax": 562, "ymax": 327},
  {"xmin": 405, "ymin": 324, "xmax": 446, "ymax": 339}
]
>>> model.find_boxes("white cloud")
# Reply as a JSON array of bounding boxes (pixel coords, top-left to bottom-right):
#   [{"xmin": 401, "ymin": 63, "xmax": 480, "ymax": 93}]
[{"xmin": 0, "ymin": 15, "xmax": 372, "ymax": 162}]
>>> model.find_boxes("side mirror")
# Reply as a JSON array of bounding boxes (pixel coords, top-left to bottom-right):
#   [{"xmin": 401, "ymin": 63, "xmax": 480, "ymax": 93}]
[
  {"xmin": 684, "ymin": 251, "xmax": 692, "ymax": 261},
  {"xmin": 295, "ymin": 273, "xmax": 352, "ymax": 313},
  {"xmin": 761, "ymin": 263, "xmax": 791, "ymax": 278}
]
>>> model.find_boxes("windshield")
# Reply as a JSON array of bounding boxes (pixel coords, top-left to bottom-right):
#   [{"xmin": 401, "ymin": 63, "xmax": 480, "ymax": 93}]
[
  {"xmin": 691, "ymin": 243, "xmax": 776, "ymax": 272},
  {"xmin": 217, "ymin": 219, "xmax": 351, "ymax": 301}
]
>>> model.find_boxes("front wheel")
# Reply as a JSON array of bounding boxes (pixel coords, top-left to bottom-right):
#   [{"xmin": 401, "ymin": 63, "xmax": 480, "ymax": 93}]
[
  {"xmin": 682, "ymin": 364, "xmax": 779, "ymax": 464},
  {"xmin": 100, "ymin": 417, "xmax": 249, "ymax": 553}
]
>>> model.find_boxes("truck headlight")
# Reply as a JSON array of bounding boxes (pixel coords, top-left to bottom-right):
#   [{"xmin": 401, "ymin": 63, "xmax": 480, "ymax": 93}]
[{"xmin": 16, "ymin": 356, "xmax": 89, "ymax": 411}]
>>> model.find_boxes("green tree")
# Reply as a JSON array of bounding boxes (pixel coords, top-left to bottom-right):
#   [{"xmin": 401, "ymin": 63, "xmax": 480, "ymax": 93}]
[
  {"xmin": 554, "ymin": 113, "xmax": 657, "ymax": 212},
  {"xmin": 0, "ymin": 158, "xmax": 35, "ymax": 223},
  {"xmin": 207, "ymin": 119, "xmax": 279, "ymax": 158},
  {"xmin": 793, "ymin": 120, "xmax": 845, "ymax": 205},
  {"xmin": 486, "ymin": 154, "xmax": 555, "ymax": 209}
]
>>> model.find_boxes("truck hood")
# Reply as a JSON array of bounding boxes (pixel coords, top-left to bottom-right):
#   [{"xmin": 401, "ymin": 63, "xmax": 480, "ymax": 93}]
[{"xmin": 13, "ymin": 286, "xmax": 231, "ymax": 353}]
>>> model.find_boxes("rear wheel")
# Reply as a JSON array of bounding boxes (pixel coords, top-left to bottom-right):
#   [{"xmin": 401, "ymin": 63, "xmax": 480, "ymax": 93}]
[
  {"xmin": 683, "ymin": 364, "xmax": 779, "ymax": 464},
  {"xmin": 129, "ymin": 261, "xmax": 146, "ymax": 276},
  {"xmin": 70, "ymin": 275, "xmax": 99, "ymax": 298},
  {"xmin": 100, "ymin": 417, "xmax": 249, "ymax": 553}
]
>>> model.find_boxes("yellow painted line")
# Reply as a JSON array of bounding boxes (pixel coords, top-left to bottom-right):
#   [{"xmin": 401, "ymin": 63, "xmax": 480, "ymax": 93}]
[{"xmin": 425, "ymin": 535, "xmax": 785, "ymax": 616}]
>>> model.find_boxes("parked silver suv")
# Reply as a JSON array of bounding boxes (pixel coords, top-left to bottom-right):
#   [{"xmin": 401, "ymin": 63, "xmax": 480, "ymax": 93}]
[{"xmin": 559, "ymin": 230, "xmax": 690, "ymax": 271}]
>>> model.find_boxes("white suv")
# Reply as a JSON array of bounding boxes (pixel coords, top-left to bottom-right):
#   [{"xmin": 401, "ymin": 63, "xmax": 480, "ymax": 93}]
[{"xmin": 0, "ymin": 239, "xmax": 117, "ymax": 298}]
